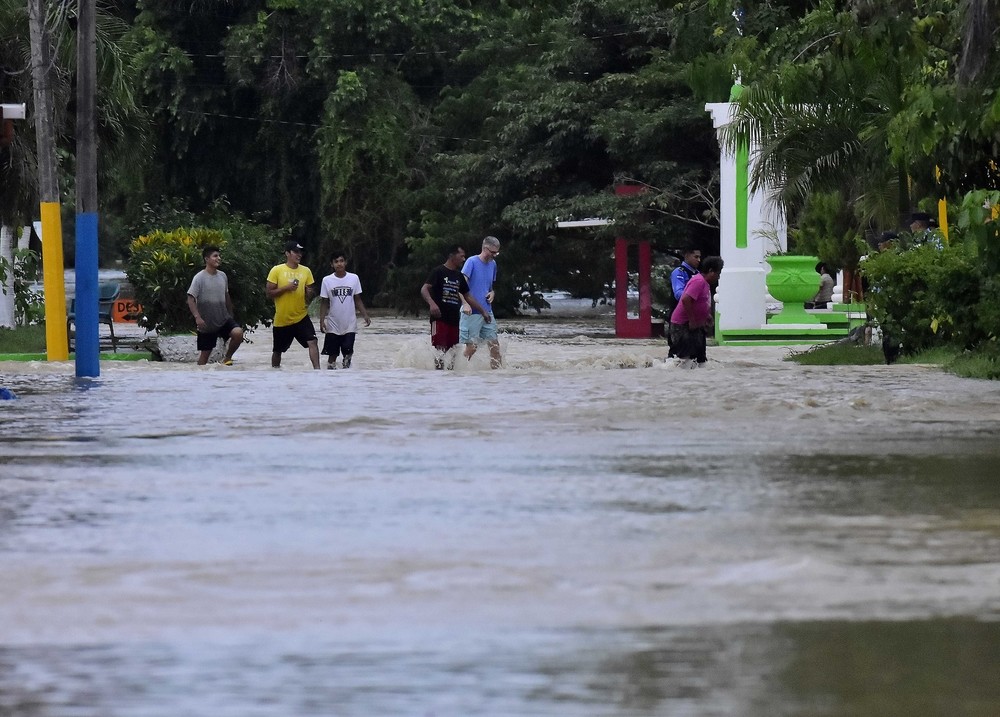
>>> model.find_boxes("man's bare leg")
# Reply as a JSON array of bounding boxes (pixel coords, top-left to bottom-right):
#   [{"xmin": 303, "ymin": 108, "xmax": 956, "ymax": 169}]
[
  {"xmin": 464, "ymin": 342, "xmax": 477, "ymax": 361},
  {"xmin": 488, "ymin": 339, "xmax": 502, "ymax": 369},
  {"xmin": 223, "ymin": 328, "xmax": 244, "ymax": 362},
  {"xmin": 308, "ymin": 340, "xmax": 320, "ymax": 369}
]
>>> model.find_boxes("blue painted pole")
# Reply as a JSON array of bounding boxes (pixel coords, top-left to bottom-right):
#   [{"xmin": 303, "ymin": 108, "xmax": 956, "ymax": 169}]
[
  {"xmin": 75, "ymin": 212, "xmax": 100, "ymax": 377},
  {"xmin": 75, "ymin": 0, "xmax": 99, "ymax": 378}
]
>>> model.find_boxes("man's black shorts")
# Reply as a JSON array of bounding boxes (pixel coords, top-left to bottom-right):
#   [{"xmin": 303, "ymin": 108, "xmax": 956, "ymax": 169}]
[
  {"xmin": 321, "ymin": 332, "xmax": 356, "ymax": 358},
  {"xmin": 668, "ymin": 322, "xmax": 708, "ymax": 363},
  {"xmin": 197, "ymin": 318, "xmax": 240, "ymax": 351},
  {"xmin": 273, "ymin": 316, "xmax": 317, "ymax": 353}
]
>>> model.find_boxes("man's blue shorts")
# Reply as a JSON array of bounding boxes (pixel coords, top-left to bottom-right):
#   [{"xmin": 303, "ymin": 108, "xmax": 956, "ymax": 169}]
[{"xmin": 459, "ymin": 313, "xmax": 498, "ymax": 343}]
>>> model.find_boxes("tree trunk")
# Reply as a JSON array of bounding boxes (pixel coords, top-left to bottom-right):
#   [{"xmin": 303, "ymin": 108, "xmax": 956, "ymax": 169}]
[
  {"xmin": 842, "ymin": 267, "xmax": 864, "ymax": 304},
  {"xmin": 27, "ymin": 0, "xmax": 58, "ymax": 203},
  {"xmin": 29, "ymin": 0, "xmax": 69, "ymax": 360}
]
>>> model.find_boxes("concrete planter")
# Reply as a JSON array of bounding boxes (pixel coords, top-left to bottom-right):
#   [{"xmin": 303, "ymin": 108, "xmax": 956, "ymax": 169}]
[
  {"xmin": 765, "ymin": 255, "xmax": 822, "ymax": 325},
  {"xmin": 153, "ymin": 334, "xmax": 224, "ymax": 363}
]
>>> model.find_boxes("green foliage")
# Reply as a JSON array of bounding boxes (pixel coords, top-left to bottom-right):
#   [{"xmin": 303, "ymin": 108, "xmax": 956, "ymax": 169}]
[
  {"xmin": 956, "ymin": 189, "xmax": 1000, "ymax": 274},
  {"xmin": 791, "ymin": 191, "xmax": 866, "ymax": 271},
  {"xmin": 719, "ymin": 2, "xmax": 965, "ymax": 233},
  {"xmin": 314, "ymin": 67, "xmax": 422, "ymax": 288},
  {"xmin": 976, "ymin": 275, "xmax": 1000, "ymax": 341},
  {"xmin": 0, "ymin": 248, "xmax": 44, "ymax": 325},
  {"xmin": 863, "ymin": 241, "xmax": 983, "ymax": 354},
  {"xmin": 944, "ymin": 344, "xmax": 1000, "ymax": 381},
  {"xmin": 57, "ymin": 0, "xmax": 1000, "ymax": 342},
  {"xmin": 125, "ymin": 218, "xmax": 284, "ymax": 334},
  {"xmin": 651, "ymin": 261, "xmax": 673, "ymax": 320}
]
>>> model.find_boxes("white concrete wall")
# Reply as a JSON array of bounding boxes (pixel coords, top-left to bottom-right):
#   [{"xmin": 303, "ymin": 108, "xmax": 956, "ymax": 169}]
[
  {"xmin": 0, "ymin": 225, "xmax": 14, "ymax": 328},
  {"xmin": 705, "ymin": 101, "xmax": 788, "ymax": 331}
]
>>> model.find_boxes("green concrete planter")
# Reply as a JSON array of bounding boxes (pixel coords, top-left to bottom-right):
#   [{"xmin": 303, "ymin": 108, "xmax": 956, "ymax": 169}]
[{"xmin": 765, "ymin": 255, "xmax": 822, "ymax": 325}]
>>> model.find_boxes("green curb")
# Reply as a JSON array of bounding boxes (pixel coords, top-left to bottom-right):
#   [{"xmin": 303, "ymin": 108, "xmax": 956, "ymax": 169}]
[
  {"xmin": 721, "ymin": 339, "xmax": 843, "ymax": 346},
  {"xmin": 0, "ymin": 352, "xmax": 154, "ymax": 362}
]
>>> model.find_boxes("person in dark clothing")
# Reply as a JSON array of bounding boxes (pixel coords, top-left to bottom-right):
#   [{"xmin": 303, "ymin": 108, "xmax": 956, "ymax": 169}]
[{"xmin": 420, "ymin": 245, "xmax": 488, "ymax": 369}]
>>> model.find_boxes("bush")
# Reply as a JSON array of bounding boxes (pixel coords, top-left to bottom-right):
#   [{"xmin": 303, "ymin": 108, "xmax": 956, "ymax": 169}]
[
  {"xmin": 126, "ymin": 221, "xmax": 284, "ymax": 334},
  {"xmin": 0, "ymin": 248, "xmax": 44, "ymax": 325},
  {"xmin": 863, "ymin": 241, "xmax": 983, "ymax": 353}
]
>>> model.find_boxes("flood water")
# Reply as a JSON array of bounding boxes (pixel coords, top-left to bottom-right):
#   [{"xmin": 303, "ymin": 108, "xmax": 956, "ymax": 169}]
[{"xmin": 2, "ymin": 311, "xmax": 1000, "ymax": 716}]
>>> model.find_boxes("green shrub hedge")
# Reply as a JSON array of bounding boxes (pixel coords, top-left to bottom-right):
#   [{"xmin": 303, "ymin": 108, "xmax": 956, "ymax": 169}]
[{"xmin": 126, "ymin": 222, "xmax": 283, "ymax": 334}]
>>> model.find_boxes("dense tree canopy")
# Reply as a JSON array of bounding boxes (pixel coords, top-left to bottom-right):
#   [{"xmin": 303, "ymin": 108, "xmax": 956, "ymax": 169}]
[
  {"xmin": 112, "ymin": 0, "xmax": 729, "ymax": 310},
  {"xmin": 3, "ymin": 0, "xmax": 1000, "ymax": 312}
]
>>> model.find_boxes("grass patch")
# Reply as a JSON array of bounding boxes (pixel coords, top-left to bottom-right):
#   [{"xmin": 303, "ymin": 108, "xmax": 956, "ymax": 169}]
[
  {"xmin": 897, "ymin": 346, "xmax": 960, "ymax": 365},
  {"xmin": 941, "ymin": 347, "xmax": 1000, "ymax": 380},
  {"xmin": 0, "ymin": 351, "xmax": 152, "ymax": 362},
  {"xmin": 786, "ymin": 342, "xmax": 885, "ymax": 365},
  {"xmin": 894, "ymin": 346, "xmax": 1000, "ymax": 379},
  {"xmin": 786, "ymin": 340, "xmax": 1000, "ymax": 380},
  {"xmin": 0, "ymin": 324, "xmax": 47, "ymax": 353},
  {"xmin": 0, "ymin": 324, "xmax": 153, "ymax": 362}
]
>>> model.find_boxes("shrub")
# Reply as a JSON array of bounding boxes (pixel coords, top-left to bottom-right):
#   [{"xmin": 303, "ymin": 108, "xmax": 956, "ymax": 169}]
[
  {"xmin": 126, "ymin": 222, "xmax": 284, "ymax": 334},
  {"xmin": 863, "ymin": 241, "xmax": 983, "ymax": 353},
  {"xmin": 0, "ymin": 248, "xmax": 44, "ymax": 326}
]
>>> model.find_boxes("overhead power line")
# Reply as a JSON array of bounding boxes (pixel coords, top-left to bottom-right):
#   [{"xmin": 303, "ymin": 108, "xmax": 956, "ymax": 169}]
[
  {"xmin": 156, "ymin": 25, "xmax": 672, "ymax": 63},
  {"xmin": 168, "ymin": 108, "xmax": 495, "ymax": 144}
]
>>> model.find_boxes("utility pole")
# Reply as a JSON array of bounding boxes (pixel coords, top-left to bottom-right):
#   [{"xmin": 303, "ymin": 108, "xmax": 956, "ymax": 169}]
[
  {"xmin": 75, "ymin": 0, "xmax": 99, "ymax": 377},
  {"xmin": 27, "ymin": 0, "xmax": 68, "ymax": 360}
]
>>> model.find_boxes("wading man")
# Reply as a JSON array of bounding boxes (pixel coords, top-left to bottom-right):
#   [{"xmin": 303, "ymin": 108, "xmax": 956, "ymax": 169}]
[
  {"xmin": 460, "ymin": 236, "xmax": 502, "ymax": 369},
  {"xmin": 421, "ymin": 244, "xmax": 489, "ymax": 369},
  {"xmin": 186, "ymin": 245, "xmax": 244, "ymax": 365},
  {"xmin": 266, "ymin": 241, "xmax": 320, "ymax": 369},
  {"xmin": 668, "ymin": 255, "xmax": 723, "ymax": 365}
]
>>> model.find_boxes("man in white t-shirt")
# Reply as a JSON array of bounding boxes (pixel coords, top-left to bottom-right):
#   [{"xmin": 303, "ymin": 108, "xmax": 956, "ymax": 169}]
[{"xmin": 318, "ymin": 250, "xmax": 371, "ymax": 369}]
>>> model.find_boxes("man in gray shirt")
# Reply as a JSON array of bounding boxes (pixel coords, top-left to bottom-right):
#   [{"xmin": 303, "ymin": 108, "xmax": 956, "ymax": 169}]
[{"xmin": 186, "ymin": 245, "xmax": 244, "ymax": 365}]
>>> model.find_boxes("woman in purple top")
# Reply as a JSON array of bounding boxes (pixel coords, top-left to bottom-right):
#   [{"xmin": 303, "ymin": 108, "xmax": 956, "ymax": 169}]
[{"xmin": 668, "ymin": 256, "xmax": 723, "ymax": 364}]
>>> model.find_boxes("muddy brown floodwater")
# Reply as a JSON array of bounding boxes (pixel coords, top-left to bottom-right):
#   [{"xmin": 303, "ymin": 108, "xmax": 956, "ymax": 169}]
[{"xmin": 2, "ymin": 313, "xmax": 999, "ymax": 716}]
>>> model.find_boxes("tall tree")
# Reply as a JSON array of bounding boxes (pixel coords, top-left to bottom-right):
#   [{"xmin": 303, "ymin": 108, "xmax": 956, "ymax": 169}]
[
  {"xmin": 718, "ymin": 0, "xmax": 965, "ymax": 233},
  {"xmin": 26, "ymin": 0, "xmax": 69, "ymax": 354},
  {"xmin": 405, "ymin": 0, "xmax": 721, "ymax": 306}
]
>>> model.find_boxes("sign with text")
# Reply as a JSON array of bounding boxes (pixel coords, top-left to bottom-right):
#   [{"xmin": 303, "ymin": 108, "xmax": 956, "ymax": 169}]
[{"xmin": 112, "ymin": 299, "xmax": 142, "ymax": 323}]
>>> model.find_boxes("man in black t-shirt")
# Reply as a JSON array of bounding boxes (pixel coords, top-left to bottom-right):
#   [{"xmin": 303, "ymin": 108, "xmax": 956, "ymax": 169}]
[{"xmin": 421, "ymin": 245, "xmax": 489, "ymax": 368}]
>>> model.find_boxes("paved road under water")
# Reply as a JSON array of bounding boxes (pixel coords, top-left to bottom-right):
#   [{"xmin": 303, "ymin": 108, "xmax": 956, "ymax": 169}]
[{"xmin": 2, "ymin": 314, "xmax": 1000, "ymax": 715}]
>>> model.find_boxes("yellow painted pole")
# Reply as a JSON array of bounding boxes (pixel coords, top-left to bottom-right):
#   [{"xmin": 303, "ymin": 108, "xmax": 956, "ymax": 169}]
[
  {"xmin": 937, "ymin": 199, "xmax": 949, "ymax": 243},
  {"xmin": 935, "ymin": 166, "xmax": 949, "ymax": 244},
  {"xmin": 40, "ymin": 201, "xmax": 68, "ymax": 360}
]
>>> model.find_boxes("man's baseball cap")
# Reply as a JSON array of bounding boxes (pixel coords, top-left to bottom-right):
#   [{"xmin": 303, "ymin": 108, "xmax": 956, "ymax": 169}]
[{"xmin": 285, "ymin": 241, "xmax": 305, "ymax": 253}]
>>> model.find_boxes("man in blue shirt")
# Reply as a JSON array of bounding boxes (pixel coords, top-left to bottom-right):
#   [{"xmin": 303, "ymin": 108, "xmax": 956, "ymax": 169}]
[
  {"xmin": 670, "ymin": 248, "xmax": 702, "ymax": 302},
  {"xmin": 460, "ymin": 235, "xmax": 501, "ymax": 368}
]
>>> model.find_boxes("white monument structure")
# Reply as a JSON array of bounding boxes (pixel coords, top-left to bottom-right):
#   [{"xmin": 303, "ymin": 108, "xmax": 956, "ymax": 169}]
[{"xmin": 705, "ymin": 88, "xmax": 787, "ymax": 334}]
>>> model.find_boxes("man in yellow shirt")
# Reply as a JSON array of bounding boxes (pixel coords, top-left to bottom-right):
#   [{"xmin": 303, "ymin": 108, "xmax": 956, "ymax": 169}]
[{"xmin": 265, "ymin": 241, "xmax": 320, "ymax": 368}]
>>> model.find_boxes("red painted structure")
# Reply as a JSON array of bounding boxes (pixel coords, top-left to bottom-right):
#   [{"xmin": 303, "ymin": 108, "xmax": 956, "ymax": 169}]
[{"xmin": 613, "ymin": 184, "xmax": 656, "ymax": 338}]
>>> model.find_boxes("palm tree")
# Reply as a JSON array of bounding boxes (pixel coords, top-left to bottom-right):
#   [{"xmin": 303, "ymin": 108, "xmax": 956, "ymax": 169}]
[{"xmin": 719, "ymin": 5, "xmax": 927, "ymax": 238}]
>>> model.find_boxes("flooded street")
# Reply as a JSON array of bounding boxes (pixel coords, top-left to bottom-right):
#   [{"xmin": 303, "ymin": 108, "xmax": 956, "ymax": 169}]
[{"xmin": 2, "ymin": 312, "xmax": 1000, "ymax": 715}]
